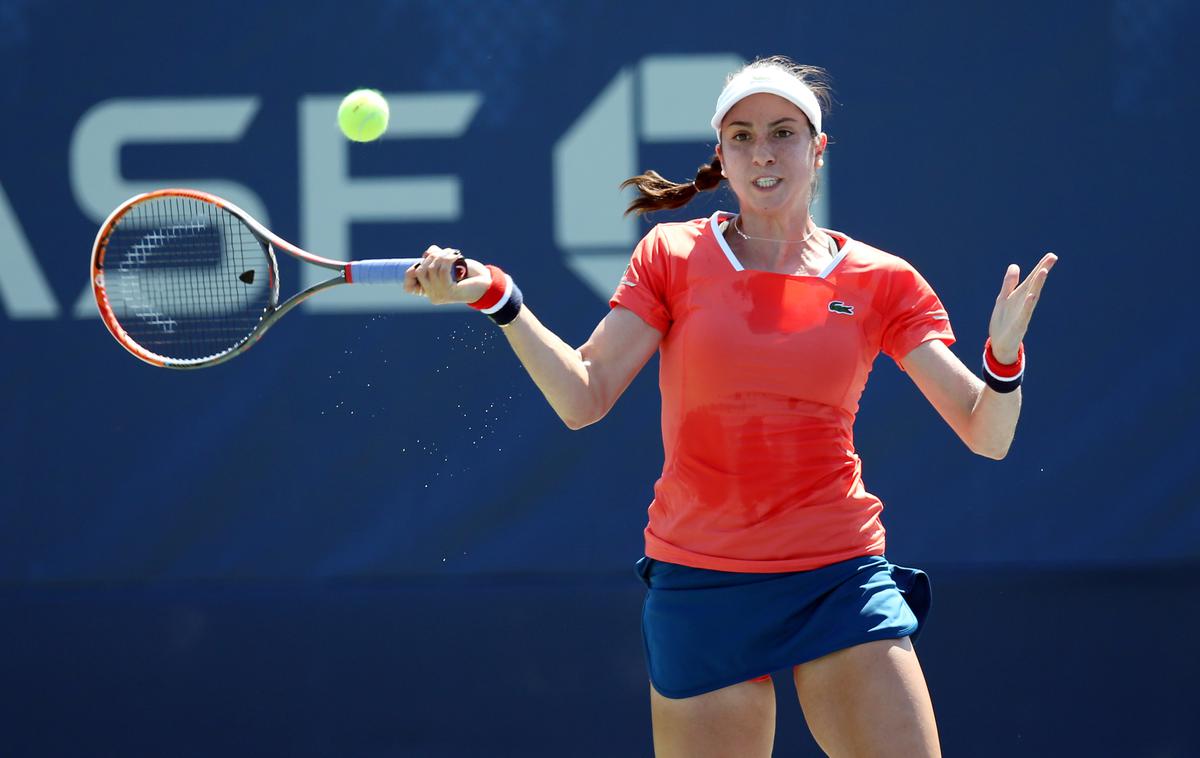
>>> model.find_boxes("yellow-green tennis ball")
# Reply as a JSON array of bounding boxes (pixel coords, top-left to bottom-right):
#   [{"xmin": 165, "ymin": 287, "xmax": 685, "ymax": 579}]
[{"xmin": 337, "ymin": 89, "xmax": 389, "ymax": 142}]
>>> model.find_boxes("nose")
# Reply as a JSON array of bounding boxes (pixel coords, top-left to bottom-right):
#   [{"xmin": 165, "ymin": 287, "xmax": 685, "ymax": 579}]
[{"xmin": 752, "ymin": 140, "xmax": 775, "ymax": 167}]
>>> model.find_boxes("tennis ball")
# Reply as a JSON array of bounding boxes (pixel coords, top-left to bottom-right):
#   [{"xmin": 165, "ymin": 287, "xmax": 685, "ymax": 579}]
[{"xmin": 337, "ymin": 89, "xmax": 389, "ymax": 142}]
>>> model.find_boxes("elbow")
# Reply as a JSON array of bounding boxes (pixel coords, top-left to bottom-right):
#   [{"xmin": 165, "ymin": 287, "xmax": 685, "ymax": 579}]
[
  {"xmin": 563, "ymin": 414, "xmax": 602, "ymax": 431},
  {"xmin": 562, "ymin": 415, "xmax": 594, "ymax": 431},
  {"xmin": 971, "ymin": 441, "xmax": 1011, "ymax": 461},
  {"xmin": 559, "ymin": 381, "xmax": 615, "ymax": 430},
  {"xmin": 561, "ymin": 403, "xmax": 606, "ymax": 431}
]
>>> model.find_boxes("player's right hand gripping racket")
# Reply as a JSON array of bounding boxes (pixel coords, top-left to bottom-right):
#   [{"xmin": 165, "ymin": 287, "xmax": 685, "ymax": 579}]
[{"xmin": 91, "ymin": 188, "xmax": 465, "ymax": 369}]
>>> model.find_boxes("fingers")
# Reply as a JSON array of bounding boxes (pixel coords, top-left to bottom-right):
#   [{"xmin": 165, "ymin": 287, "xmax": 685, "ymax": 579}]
[
  {"xmin": 1003, "ymin": 252, "xmax": 1058, "ymax": 301},
  {"xmin": 410, "ymin": 245, "xmax": 466, "ymax": 303},
  {"xmin": 414, "ymin": 255, "xmax": 444, "ymax": 301},
  {"xmin": 1030, "ymin": 252, "xmax": 1057, "ymax": 296},
  {"xmin": 403, "ymin": 257, "xmax": 423, "ymax": 295},
  {"xmin": 1019, "ymin": 253, "xmax": 1056, "ymax": 310},
  {"xmin": 1018, "ymin": 252, "xmax": 1057, "ymax": 321},
  {"xmin": 998, "ymin": 263, "xmax": 1020, "ymax": 300},
  {"xmin": 990, "ymin": 252, "xmax": 1058, "ymax": 348}
]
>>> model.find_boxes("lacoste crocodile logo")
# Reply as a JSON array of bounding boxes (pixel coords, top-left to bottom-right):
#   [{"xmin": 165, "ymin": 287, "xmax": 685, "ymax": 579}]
[{"xmin": 828, "ymin": 301, "xmax": 855, "ymax": 315}]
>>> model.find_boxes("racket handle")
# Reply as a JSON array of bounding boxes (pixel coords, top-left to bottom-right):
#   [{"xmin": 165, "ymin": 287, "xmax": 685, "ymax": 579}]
[{"xmin": 345, "ymin": 256, "xmax": 468, "ymax": 284}]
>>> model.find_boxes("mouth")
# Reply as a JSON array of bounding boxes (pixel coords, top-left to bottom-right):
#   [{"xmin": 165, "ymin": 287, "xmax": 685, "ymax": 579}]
[{"xmin": 752, "ymin": 177, "xmax": 782, "ymax": 189}]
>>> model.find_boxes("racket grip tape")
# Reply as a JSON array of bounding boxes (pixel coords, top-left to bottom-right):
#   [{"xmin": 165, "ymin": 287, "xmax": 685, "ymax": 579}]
[{"xmin": 345, "ymin": 257, "xmax": 469, "ymax": 284}]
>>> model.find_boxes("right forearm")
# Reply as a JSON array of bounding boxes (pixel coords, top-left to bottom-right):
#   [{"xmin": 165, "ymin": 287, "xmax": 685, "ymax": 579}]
[
  {"xmin": 405, "ymin": 250, "xmax": 644, "ymax": 428},
  {"xmin": 499, "ymin": 307, "xmax": 598, "ymax": 429}
]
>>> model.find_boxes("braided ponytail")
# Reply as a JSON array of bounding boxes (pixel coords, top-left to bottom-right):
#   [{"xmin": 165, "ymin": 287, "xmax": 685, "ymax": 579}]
[{"xmin": 621, "ymin": 155, "xmax": 724, "ymax": 216}]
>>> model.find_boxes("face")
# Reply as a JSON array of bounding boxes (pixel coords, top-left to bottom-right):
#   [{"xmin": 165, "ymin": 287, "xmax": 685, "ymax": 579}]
[{"xmin": 715, "ymin": 92, "xmax": 826, "ymax": 217}]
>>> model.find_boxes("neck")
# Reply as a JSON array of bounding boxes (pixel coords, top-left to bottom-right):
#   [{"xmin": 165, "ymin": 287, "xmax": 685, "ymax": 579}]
[
  {"xmin": 734, "ymin": 211, "xmax": 819, "ymax": 244},
  {"xmin": 725, "ymin": 211, "xmax": 835, "ymax": 276}
]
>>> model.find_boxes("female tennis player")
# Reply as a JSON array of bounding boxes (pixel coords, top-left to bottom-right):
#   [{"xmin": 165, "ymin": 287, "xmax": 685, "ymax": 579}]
[{"xmin": 405, "ymin": 55, "xmax": 1056, "ymax": 758}]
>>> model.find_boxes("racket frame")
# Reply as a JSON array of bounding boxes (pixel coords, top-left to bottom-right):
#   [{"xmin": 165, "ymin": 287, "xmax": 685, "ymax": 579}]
[{"xmin": 92, "ymin": 188, "xmax": 380, "ymax": 369}]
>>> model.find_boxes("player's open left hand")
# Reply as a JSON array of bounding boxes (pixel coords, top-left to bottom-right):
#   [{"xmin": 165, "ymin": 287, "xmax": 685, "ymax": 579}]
[
  {"xmin": 404, "ymin": 246, "xmax": 490, "ymax": 305},
  {"xmin": 988, "ymin": 252, "xmax": 1058, "ymax": 362}
]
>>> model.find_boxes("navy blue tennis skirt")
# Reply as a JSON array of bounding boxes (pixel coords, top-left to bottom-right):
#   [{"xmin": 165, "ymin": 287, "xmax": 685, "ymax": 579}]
[{"xmin": 636, "ymin": 553, "xmax": 931, "ymax": 699}]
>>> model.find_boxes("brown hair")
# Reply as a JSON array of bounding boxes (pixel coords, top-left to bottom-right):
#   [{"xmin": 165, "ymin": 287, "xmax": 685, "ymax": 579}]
[
  {"xmin": 620, "ymin": 155, "xmax": 725, "ymax": 216},
  {"xmin": 621, "ymin": 56, "xmax": 832, "ymax": 217}
]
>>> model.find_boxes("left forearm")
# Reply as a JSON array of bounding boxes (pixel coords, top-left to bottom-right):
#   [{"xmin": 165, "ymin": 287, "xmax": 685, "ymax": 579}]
[
  {"xmin": 903, "ymin": 338, "xmax": 1031, "ymax": 461},
  {"xmin": 966, "ymin": 383, "xmax": 1022, "ymax": 460},
  {"xmin": 905, "ymin": 250, "xmax": 1055, "ymax": 461}
]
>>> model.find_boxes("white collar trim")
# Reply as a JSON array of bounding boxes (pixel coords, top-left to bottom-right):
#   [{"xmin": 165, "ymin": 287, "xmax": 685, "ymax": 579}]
[
  {"xmin": 708, "ymin": 211, "xmax": 851, "ymax": 279},
  {"xmin": 710, "ymin": 211, "xmax": 745, "ymax": 271}
]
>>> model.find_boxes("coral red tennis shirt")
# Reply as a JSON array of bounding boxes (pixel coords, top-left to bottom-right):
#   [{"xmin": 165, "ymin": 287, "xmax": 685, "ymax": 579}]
[{"xmin": 610, "ymin": 212, "xmax": 955, "ymax": 573}]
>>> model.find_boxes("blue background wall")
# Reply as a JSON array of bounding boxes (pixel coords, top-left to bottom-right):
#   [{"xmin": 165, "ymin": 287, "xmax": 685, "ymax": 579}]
[{"xmin": 2, "ymin": 1, "xmax": 1197, "ymax": 755}]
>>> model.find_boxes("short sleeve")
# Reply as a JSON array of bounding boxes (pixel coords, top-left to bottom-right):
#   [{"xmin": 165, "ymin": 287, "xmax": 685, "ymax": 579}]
[
  {"xmin": 609, "ymin": 225, "xmax": 672, "ymax": 334},
  {"xmin": 880, "ymin": 260, "xmax": 955, "ymax": 371}
]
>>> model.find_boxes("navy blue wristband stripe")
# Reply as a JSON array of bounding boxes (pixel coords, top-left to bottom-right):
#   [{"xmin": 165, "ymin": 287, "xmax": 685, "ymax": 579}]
[
  {"xmin": 982, "ymin": 362, "xmax": 1022, "ymax": 393},
  {"xmin": 489, "ymin": 282, "xmax": 522, "ymax": 326}
]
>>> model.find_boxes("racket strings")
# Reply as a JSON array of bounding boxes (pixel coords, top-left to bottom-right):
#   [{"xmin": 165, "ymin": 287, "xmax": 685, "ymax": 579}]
[{"xmin": 102, "ymin": 196, "xmax": 273, "ymax": 361}]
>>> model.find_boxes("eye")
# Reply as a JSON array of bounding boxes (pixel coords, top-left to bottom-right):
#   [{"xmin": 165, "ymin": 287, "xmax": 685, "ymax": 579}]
[
  {"xmin": 774, "ymin": 128, "xmax": 794, "ymax": 138},
  {"xmin": 731, "ymin": 131, "xmax": 751, "ymax": 142}
]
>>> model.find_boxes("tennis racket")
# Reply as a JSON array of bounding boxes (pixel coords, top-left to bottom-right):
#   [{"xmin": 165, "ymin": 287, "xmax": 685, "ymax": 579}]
[{"xmin": 90, "ymin": 188, "xmax": 465, "ymax": 369}]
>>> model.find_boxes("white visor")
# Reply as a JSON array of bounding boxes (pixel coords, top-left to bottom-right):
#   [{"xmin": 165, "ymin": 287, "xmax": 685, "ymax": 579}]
[{"xmin": 711, "ymin": 66, "xmax": 822, "ymax": 140}]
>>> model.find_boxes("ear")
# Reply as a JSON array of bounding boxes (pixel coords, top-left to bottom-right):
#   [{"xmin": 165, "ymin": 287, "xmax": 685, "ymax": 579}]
[
  {"xmin": 715, "ymin": 143, "xmax": 727, "ymax": 176},
  {"xmin": 815, "ymin": 133, "xmax": 828, "ymax": 168}
]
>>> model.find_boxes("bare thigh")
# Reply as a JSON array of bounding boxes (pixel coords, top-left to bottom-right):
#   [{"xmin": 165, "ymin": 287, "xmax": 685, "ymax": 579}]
[
  {"xmin": 793, "ymin": 637, "xmax": 940, "ymax": 758},
  {"xmin": 650, "ymin": 677, "xmax": 776, "ymax": 758}
]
